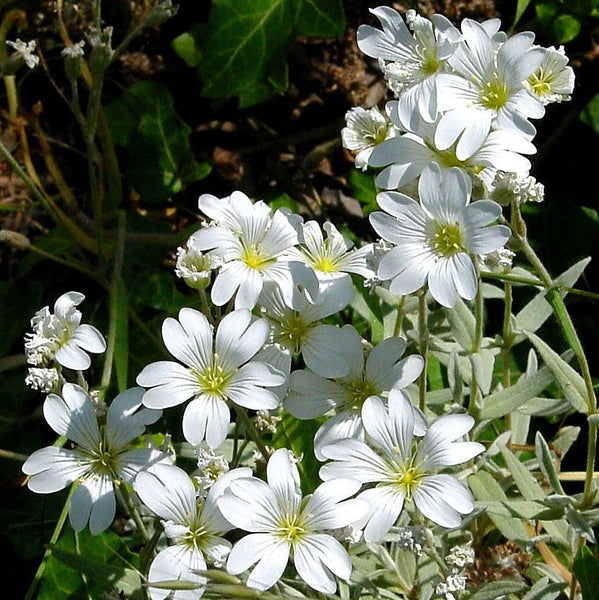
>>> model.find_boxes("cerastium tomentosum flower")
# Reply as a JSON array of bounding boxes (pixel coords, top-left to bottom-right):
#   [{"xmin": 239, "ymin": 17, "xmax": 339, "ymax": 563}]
[
  {"xmin": 320, "ymin": 390, "xmax": 485, "ymax": 540},
  {"xmin": 370, "ymin": 163, "xmax": 511, "ymax": 307},
  {"xmin": 136, "ymin": 308, "xmax": 285, "ymax": 448},
  {"xmin": 22, "ymin": 384, "xmax": 168, "ymax": 535},
  {"xmin": 217, "ymin": 448, "xmax": 367, "ymax": 593}
]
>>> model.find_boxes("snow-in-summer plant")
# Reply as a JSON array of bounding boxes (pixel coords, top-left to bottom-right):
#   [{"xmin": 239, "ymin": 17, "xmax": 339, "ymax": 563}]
[{"xmin": 18, "ymin": 6, "xmax": 599, "ymax": 600}]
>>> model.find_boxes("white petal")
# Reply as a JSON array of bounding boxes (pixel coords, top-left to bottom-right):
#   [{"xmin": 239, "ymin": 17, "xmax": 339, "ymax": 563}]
[
  {"xmin": 44, "ymin": 384, "xmax": 100, "ymax": 449},
  {"xmin": 107, "ymin": 387, "xmax": 160, "ymax": 449},
  {"xmin": 55, "ymin": 342, "xmax": 91, "ymax": 370},
  {"xmin": 135, "ymin": 464, "xmax": 196, "ymax": 524},
  {"xmin": 428, "ymin": 259, "xmax": 459, "ymax": 308},
  {"xmin": 210, "ymin": 264, "xmax": 243, "ymax": 306},
  {"xmin": 313, "ymin": 409, "xmax": 364, "ymax": 461},
  {"xmin": 286, "ymin": 370, "xmax": 346, "ymax": 419},
  {"xmin": 413, "ymin": 475, "xmax": 474, "ymax": 527},
  {"xmin": 293, "ymin": 536, "xmax": 339, "ymax": 594},
  {"xmin": 23, "ymin": 447, "xmax": 87, "ymax": 492},
  {"xmin": 302, "ymin": 325, "xmax": 352, "ymax": 378},
  {"xmin": 163, "ymin": 309, "xmax": 212, "ymax": 369},
  {"xmin": 359, "ymin": 487, "xmax": 404, "ymax": 543},
  {"xmin": 71, "ymin": 324, "xmax": 106, "ymax": 353},
  {"xmin": 148, "ymin": 545, "xmax": 206, "ymax": 600},
  {"xmin": 267, "ymin": 448, "xmax": 301, "ymax": 504},
  {"xmin": 183, "ymin": 395, "xmax": 230, "ymax": 448},
  {"xmin": 227, "ymin": 533, "xmax": 288, "ymax": 590},
  {"xmin": 216, "ymin": 310, "xmax": 268, "ymax": 369},
  {"xmin": 319, "ymin": 438, "xmax": 388, "ymax": 483}
]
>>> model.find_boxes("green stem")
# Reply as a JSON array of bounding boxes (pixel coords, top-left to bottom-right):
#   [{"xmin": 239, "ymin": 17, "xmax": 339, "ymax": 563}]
[
  {"xmin": 393, "ymin": 296, "xmax": 406, "ymax": 338},
  {"xmin": 234, "ymin": 406, "xmax": 270, "ymax": 462},
  {"xmin": 502, "ymin": 282, "xmax": 513, "ymax": 431},
  {"xmin": 117, "ymin": 483, "xmax": 150, "ymax": 544},
  {"xmin": 418, "ymin": 291, "xmax": 428, "ymax": 412},
  {"xmin": 101, "ymin": 211, "xmax": 126, "ymax": 390},
  {"xmin": 512, "ymin": 200, "xmax": 597, "ymax": 507},
  {"xmin": 140, "ymin": 518, "xmax": 163, "ymax": 578},
  {"xmin": 468, "ymin": 260, "xmax": 484, "ymax": 417},
  {"xmin": 24, "ymin": 486, "xmax": 73, "ymax": 600},
  {"xmin": 0, "ymin": 447, "xmax": 29, "ymax": 461}
]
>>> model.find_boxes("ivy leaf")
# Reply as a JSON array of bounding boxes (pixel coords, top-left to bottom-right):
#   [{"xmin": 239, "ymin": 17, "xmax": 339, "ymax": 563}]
[
  {"xmin": 296, "ymin": 0, "xmax": 345, "ymax": 36},
  {"xmin": 573, "ymin": 546, "xmax": 599, "ymax": 600},
  {"xmin": 104, "ymin": 81, "xmax": 211, "ymax": 204},
  {"xmin": 37, "ymin": 528, "xmax": 141, "ymax": 599},
  {"xmin": 197, "ymin": 0, "xmax": 345, "ymax": 107}
]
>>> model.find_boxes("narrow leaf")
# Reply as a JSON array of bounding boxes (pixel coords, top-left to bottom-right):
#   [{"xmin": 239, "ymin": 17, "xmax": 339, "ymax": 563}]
[
  {"xmin": 468, "ymin": 472, "xmax": 529, "ymax": 541},
  {"xmin": 499, "ymin": 444, "xmax": 569, "ymax": 546},
  {"xmin": 524, "ymin": 330, "xmax": 588, "ymax": 413},
  {"xmin": 468, "ymin": 580, "xmax": 527, "ymax": 599},
  {"xmin": 479, "ymin": 363, "xmax": 554, "ymax": 419},
  {"xmin": 535, "ymin": 431, "xmax": 566, "ymax": 496}
]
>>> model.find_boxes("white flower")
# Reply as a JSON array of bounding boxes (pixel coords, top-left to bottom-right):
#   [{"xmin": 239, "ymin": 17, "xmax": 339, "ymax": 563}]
[
  {"xmin": 7, "ymin": 39, "xmax": 39, "ymax": 68},
  {"xmin": 22, "ymin": 384, "xmax": 167, "ymax": 535},
  {"xmin": 356, "ymin": 8, "xmax": 459, "ymax": 126},
  {"xmin": 24, "ymin": 291, "xmax": 106, "ymax": 370},
  {"xmin": 525, "ymin": 45, "xmax": 575, "ymax": 105},
  {"xmin": 479, "ymin": 247, "xmax": 515, "ymax": 272},
  {"xmin": 136, "ymin": 308, "xmax": 285, "ymax": 448},
  {"xmin": 217, "ymin": 448, "xmax": 366, "ymax": 593},
  {"xmin": 369, "ymin": 164, "xmax": 511, "ymax": 307},
  {"xmin": 285, "ymin": 324, "xmax": 424, "ymax": 459},
  {"xmin": 195, "ymin": 448, "xmax": 230, "ymax": 494},
  {"xmin": 435, "ymin": 19, "xmax": 545, "ymax": 154},
  {"xmin": 369, "ymin": 101, "xmax": 536, "ymax": 190},
  {"xmin": 25, "ymin": 367, "xmax": 63, "ymax": 393},
  {"xmin": 436, "ymin": 571, "xmax": 467, "ymax": 599},
  {"xmin": 61, "ymin": 40, "xmax": 85, "ymax": 58},
  {"xmin": 294, "ymin": 220, "xmax": 374, "ymax": 282},
  {"xmin": 175, "ymin": 235, "xmax": 214, "ymax": 290},
  {"xmin": 446, "ymin": 543, "xmax": 475, "ymax": 568},
  {"xmin": 341, "ymin": 106, "xmax": 396, "ymax": 170},
  {"xmin": 320, "ymin": 391, "xmax": 484, "ymax": 539},
  {"xmin": 135, "ymin": 464, "xmax": 250, "ymax": 600},
  {"xmin": 490, "ymin": 170, "xmax": 544, "ymax": 205},
  {"xmin": 257, "ymin": 278, "xmax": 355, "ymax": 378},
  {"xmin": 191, "ymin": 191, "xmax": 316, "ymax": 310}
]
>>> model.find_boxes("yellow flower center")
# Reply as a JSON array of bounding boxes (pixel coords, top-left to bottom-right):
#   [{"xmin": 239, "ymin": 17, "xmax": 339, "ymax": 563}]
[
  {"xmin": 364, "ymin": 124, "xmax": 390, "ymax": 146},
  {"xmin": 311, "ymin": 254, "xmax": 339, "ymax": 273},
  {"xmin": 393, "ymin": 463, "xmax": 423, "ymax": 500},
  {"xmin": 479, "ymin": 74, "xmax": 509, "ymax": 110},
  {"xmin": 241, "ymin": 244, "xmax": 274, "ymax": 272},
  {"xmin": 277, "ymin": 313, "xmax": 310, "ymax": 352},
  {"xmin": 422, "ymin": 55, "xmax": 439, "ymax": 75},
  {"xmin": 195, "ymin": 360, "xmax": 231, "ymax": 398},
  {"xmin": 346, "ymin": 379, "xmax": 380, "ymax": 409},
  {"xmin": 528, "ymin": 70, "xmax": 551, "ymax": 96},
  {"xmin": 276, "ymin": 513, "xmax": 307, "ymax": 543},
  {"xmin": 431, "ymin": 223, "xmax": 464, "ymax": 257}
]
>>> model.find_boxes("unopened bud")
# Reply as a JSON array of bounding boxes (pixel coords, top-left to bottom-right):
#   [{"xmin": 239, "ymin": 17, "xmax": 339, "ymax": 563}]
[{"xmin": 0, "ymin": 230, "xmax": 31, "ymax": 250}]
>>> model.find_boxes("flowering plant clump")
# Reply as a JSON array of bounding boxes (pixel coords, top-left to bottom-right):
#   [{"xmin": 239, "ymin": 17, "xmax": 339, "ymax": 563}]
[{"xmin": 11, "ymin": 5, "xmax": 599, "ymax": 600}]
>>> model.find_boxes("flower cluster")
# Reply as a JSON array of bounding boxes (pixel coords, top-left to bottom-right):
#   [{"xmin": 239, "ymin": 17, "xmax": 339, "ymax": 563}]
[
  {"xmin": 342, "ymin": 7, "xmax": 574, "ymax": 307},
  {"xmin": 19, "ymin": 7, "xmax": 579, "ymax": 600}
]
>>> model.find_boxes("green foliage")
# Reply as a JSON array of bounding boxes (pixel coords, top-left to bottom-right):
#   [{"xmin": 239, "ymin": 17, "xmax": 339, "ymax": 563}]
[
  {"xmin": 349, "ymin": 169, "xmax": 379, "ymax": 215},
  {"xmin": 573, "ymin": 546, "xmax": 599, "ymax": 600},
  {"xmin": 179, "ymin": 0, "xmax": 345, "ymax": 107},
  {"xmin": 0, "ymin": 280, "xmax": 42, "ymax": 357},
  {"xmin": 37, "ymin": 528, "xmax": 141, "ymax": 599},
  {"xmin": 534, "ymin": 0, "xmax": 598, "ymax": 43},
  {"xmin": 104, "ymin": 81, "xmax": 211, "ymax": 204},
  {"xmin": 272, "ymin": 411, "xmax": 321, "ymax": 495}
]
